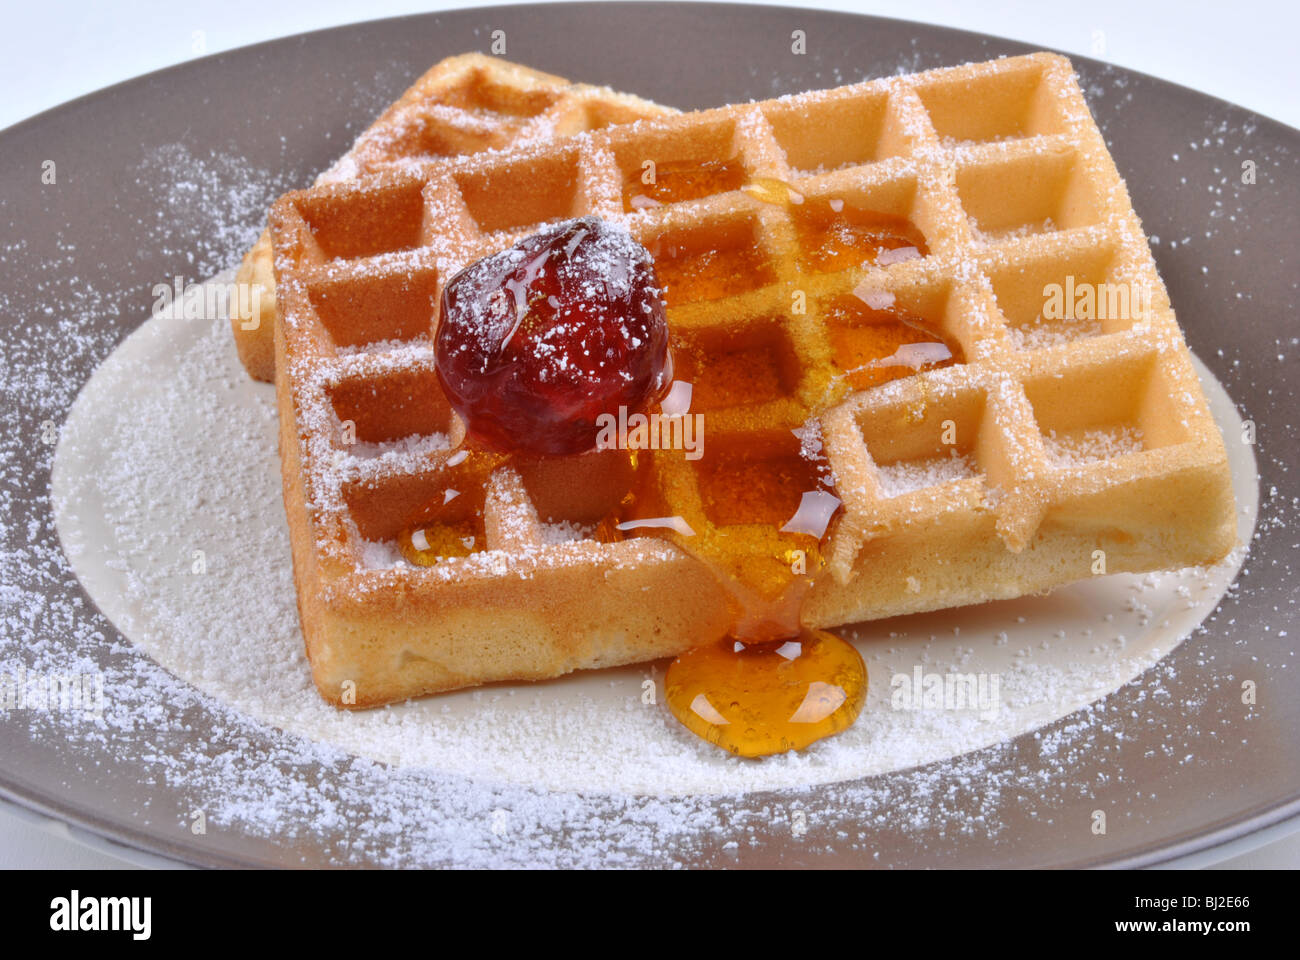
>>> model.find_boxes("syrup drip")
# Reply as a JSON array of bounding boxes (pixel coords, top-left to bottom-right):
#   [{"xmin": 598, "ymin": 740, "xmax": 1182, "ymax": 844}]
[
  {"xmin": 654, "ymin": 486, "xmax": 868, "ymax": 757},
  {"xmin": 632, "ymin": 199, "xmax": 951, "ymax": 757},
  {"xmin": 610, "ymin": 419, "xmax": 867, "ymax": 756}
]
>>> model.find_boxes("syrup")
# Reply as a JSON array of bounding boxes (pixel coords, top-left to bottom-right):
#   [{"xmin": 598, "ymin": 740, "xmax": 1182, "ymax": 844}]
[
  {"xmin": 650, "ymin": 236, "xmax": 774, "ymax": 307},
  {"xmin": 669, "ymin": 325, "xmax": 793, "ymax": 412},
  {"xmin": 657, "ymin": 462, "xmax": 868, "ymax": 758},
  {"xmin": 632, "ymin": 196, "xmax": 953, "ymax": 757},
  {"xmin": 617, "ymin": 429, "xmax": 868, "ymax": 757},
  {"xmin": 794, "ymin": 198, "xmax": 929, "ymax": 273},
  {"xmin": 399, "ymin": 518, "xmax": 483, "ymax": 565},
  {"xmin": 824, "ymin": 294, "xmax": 962, "ymax": 391},
  {"xmin": 695, "ymin": 441, "xmax": 823, "ymax": 530},
  {"xmin": 665, "ymin": 630, "xmax": 867, "ymax": 757},
  {"xmin": 623, "ymin": 156, "xmax": 746, "ymax": 211},
  {"xmin": 397, "ymin": 449, "xmax": 504, "ymax": 565}
]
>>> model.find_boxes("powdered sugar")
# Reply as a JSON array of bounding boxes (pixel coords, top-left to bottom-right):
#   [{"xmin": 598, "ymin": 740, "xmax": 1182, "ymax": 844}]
[
  {"xmin": 877, "ymin": 450, "xmax": 978, "ymax": 497},
  {"xmin": 539, "ymin": 520, "xmax": 596, "ymax": 545},
  {"xmin": 3, "ymin": 52, "xmax": 1290, "ymax": 868},
  {"xmin": 1008, "ymin": 317, "xmax": 1104, "ymax": 350},
  {"xmin": 1043, "ymin": 425, "xmax": 1144, "ymax": 468},
  {"xmin": 48, "ymin": 295, "xmax": 1258, "ymax": 848},
  {"xmin": 348, "ymin": 431, "xmax": 451, "ymax": 461}
]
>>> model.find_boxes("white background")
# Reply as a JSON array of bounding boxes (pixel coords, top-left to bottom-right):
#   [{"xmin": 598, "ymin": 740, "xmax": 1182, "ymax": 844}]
[
  {"xmin": 2, "ymin": 0, "xmax": 1296, "ymax": 868},
  {"xmin": 6, "ymin": 0, "xmax": 1300, "ymax": 131}
]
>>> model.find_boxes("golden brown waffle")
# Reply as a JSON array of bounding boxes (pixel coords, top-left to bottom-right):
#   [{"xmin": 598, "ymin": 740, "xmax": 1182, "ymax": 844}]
[
  {"xmin": 231, "ymin": 53, "xmax": 676, "ymax": 381},
  {"xmin": 269, "ymin": 53, "xmax": 1236, "ymax": 708}
]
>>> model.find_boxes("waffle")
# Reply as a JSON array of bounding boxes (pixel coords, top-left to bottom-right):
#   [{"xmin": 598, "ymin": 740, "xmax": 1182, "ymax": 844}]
[
  {"xmin": 268, "ymin": 52, "xmax": 1236, "ymax": 708},
  {"xmin": 231, "ymin": 53, "xmax": 676, "ymax": 381}
]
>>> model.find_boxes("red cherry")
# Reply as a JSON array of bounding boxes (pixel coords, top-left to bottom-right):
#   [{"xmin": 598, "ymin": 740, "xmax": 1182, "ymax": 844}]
[{"xmin": 436, "ymin": 217, "xmax": 671, "ymax": 456}]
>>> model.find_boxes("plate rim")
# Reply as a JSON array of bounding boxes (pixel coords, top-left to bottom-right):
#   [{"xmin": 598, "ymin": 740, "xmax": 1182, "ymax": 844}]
[{"xmin": 2, "ymin": 1, "xmax": 1296, "ymax": 869}]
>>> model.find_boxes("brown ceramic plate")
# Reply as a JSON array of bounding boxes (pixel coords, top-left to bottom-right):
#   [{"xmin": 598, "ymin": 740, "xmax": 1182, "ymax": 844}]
[{"xmin": 0, "ymin": 3, "xmax": 1296, "ymax": 868}]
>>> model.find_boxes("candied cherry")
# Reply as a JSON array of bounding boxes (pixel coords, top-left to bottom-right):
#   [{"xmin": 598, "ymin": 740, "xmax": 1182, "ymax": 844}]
[{"xmin": 435, "ymin": 216, "xmax": 672, "ymax": 456}]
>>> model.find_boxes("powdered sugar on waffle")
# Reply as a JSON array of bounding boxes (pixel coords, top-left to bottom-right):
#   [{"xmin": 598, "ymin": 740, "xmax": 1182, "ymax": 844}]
[
  {"xmin": 48, "ymin": 288, "xmax": 1259, "ymax": 863},
  {"xmin": 348, "ymin": 430, "xmax": 452, "ymax": 461},
  {"xmin": 5, "ymin": 61, "xmax": 1293, "ymax": 866},
  {"xmin": 1043, "ymin": 425, "xmax": 1144, "ymax": 468},
  {"xmin": 877, "ymin": 450, "xmax": 979, "ymax": 497}
]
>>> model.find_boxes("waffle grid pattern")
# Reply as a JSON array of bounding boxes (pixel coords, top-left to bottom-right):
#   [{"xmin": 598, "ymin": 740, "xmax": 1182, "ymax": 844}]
[
  {"xmin": 270, "ymin": 53, "xmax": 1235, "ymax": 705},
  {"xmin": 233, "ymin": 53, "xmax": 676, "ymax": 381}
]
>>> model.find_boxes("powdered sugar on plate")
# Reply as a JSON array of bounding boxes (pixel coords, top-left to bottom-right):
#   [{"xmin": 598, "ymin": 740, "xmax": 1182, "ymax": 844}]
[
  {"xmin": 51, "ymin": 278, "xmax": 1258, "ymax": 809},
  {"xmin": 5, "ymin": 65, "xmax": 1292, "ymax": 864}
]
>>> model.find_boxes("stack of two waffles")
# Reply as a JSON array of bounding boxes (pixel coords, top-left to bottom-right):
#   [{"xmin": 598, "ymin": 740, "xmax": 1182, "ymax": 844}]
[{"xmin": 237, "ymin": 52, "xmax": 1235, "ymax": 708}]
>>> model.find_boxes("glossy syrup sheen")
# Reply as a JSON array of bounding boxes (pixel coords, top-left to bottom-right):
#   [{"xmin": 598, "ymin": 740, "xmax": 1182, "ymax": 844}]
[
  {"xmin": 668, "ymin": 326, "xmax": 796, "ymax": 411},
  {"xmin": 665, "ymin": 630, "xmax": 868, "ymax": 757},
  {"xmin": 794, "ymin": 199, "xmax": 929, "ymax": 273},
  {"xmin": 398, "ymin": 518, "xmax": 483, "ymax": 565},
  {"xmin": 651, "ymin": 435, "xmax": 869, "ymax": 757},
  {"xmin": 651, "ymin": 237, "xmax": 775, "ymax": 307},
  {"xmin": 397, "ymin": 449, "xmax": 503, "ymax": 566},
  {"xmin": 622, "ymin": 156, "xmax": 747, "ymax": 211},
  {"xmin": 824, "ymin": 295, "xmax": 963, "ymax": 391}
]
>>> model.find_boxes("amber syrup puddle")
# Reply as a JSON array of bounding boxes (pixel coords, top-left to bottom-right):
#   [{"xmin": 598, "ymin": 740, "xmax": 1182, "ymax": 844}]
[
  {"xmin": 793, "ymin": 199, "xmax": 929, "ymax": 273},
  {"xmin": 650, "ymin": 236, "xmax": 774, "ymax": 308},
  {"xmin": 622, "ymin": 156, "xmax": 746, "ymax": 212},
  {"xmin": 669, "ymin": 326, "xmax": 792, "ymax": 412},
  {"xmin": 825, "ymin": 295, "xmax": 963, "ymax": 391},
  {"xmin": 397, "ymin": 449, "xmax": 505, "ymax": 566}
]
